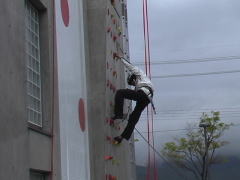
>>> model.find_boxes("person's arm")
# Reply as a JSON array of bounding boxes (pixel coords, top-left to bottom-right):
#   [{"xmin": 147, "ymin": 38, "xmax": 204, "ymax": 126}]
[{"xmin": 120, "ymin": 57, "xmax": 142, "ymax": 76}]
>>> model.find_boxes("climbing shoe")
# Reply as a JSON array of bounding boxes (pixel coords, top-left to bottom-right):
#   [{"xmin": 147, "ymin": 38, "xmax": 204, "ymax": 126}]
[{"xmin": 113, "ymin": 136, "xmax": 123, "ymax": 145}]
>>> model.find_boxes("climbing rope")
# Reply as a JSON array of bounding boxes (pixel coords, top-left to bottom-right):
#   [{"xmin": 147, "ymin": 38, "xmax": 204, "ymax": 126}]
[
  {"xmin": 142, "ymin": 0, "xmax": 158, "ymax": 179},
  {"xmin": 134, "ymin": 128, "xmax": 188, "ymax": 180}
]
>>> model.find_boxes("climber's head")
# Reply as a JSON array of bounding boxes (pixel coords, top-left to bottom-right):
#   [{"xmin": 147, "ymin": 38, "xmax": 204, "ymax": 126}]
[{"xmin": 127, "ymin": 74, "xmax": 137, "ymax": 86}]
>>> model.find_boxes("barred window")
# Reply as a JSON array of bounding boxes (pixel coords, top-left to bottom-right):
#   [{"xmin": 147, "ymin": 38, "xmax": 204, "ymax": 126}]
[{"xmin": 25, "ymin": 1, "xmax": 42, "ymax": 127}]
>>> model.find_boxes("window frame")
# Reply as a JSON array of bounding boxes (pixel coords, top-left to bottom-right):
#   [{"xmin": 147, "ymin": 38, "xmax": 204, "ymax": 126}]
[{"xmin": 25, "ymin": 0, "xmax": 43, "ymax": 127}]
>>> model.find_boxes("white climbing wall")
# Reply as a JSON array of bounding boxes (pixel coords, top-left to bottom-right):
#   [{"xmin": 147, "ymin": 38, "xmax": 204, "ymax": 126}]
[{"xmin": 55, "ymin": 0, "xmax": 90, "ymax": 179}]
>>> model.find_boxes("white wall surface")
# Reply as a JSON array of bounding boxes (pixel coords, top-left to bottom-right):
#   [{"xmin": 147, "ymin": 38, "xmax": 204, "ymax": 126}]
[{"xmin": 55, "ymin": 0, "xmax": 90, "ymax": 179}]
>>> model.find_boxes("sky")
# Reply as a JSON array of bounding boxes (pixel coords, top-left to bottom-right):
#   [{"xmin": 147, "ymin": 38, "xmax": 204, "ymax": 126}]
[{"xmin": 127, "ymin": 0, "xmax": 240, "ymax": 167}]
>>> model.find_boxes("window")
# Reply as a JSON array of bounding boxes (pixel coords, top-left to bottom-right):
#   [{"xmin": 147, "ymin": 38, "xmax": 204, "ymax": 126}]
[
  {"xmin": 25, "ymin": 0, "xmax": 42, "ymax": 127},
  {"xmin": 30, "ymin": 171, "xmax": 47, "ymax": 180}
]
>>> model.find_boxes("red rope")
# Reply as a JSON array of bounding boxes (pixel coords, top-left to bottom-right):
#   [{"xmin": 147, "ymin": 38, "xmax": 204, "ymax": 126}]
[
  {"xmin": 145, "ymin": 1, "xmax": 158, "ymax": 178},
  {"xmin": 142, "ymin": 0, "xmax": 152, "ymax": 179},
  {"xmin": 145, "ymin": 0, "xmax": 151, "ymax": 79},
  {"xmin": 142, "ymin": 0, "xmax": 158, "ymax": 179},
  {"xmin": 143, "ymin": 0, "xmax": 149, "ymax": 76}
]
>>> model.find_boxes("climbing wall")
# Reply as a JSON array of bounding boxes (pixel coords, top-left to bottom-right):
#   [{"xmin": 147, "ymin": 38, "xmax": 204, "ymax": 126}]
[
  {"xmin": 104, "ymin": 0, "xmax": 136, "ymax": 180},
  {"xmin": 86, "ymin": 0, "xmax": 136, "ymax": 179}
]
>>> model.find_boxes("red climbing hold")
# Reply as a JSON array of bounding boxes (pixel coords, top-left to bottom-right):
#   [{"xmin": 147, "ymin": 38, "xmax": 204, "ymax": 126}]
[
  {"xmin": 108, "ymin": 175, "xmax": 117, "ymax": 180},
  {"xmin": 109, "ymin": 83, "xmax": 113, "ymax": 90},
  {"xmin": 107, "ymin": 27, "xmax": 111, "ymax": 33},
  {"xmin": 104, "ymin": 155, "xmax": 113, "ymax": 160},
  {"xmin": 109, "ymin": 119, "xmax": 114, "ymax": 126},
  {"xmin": 106, "ymin": 174, "xmax": 117, "ymax": 180},
  {"xmin": 112, "ymin": 86, "xmax": 116, "ymax": 93},
  {"xmin": 106, "ymin": 136, "xmax": 112, "ymax": 141},
  {"xmin": 113, "ymin": 35, "xmax": 117, "ymax": 41},
  {"xmin": 111, "ymin": 176, "xmax": 117, "ymax": 180}
]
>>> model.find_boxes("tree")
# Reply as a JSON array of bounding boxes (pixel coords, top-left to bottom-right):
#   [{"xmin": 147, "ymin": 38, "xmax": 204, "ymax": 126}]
[{"xmin": 162, "ymin": 111, "xmax": 232, "ymax": 180}]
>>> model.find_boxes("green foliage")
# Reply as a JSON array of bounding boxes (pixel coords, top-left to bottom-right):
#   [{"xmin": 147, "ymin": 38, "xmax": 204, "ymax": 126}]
[{"xmin": 161, "ymin": 111, "xmax": 232, "ymax": 180}]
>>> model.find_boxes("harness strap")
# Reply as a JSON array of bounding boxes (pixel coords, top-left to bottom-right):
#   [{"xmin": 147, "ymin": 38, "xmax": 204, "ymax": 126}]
[{"xmin": 139, "ymin": 86, "xmax": 156, "ymax": 114}]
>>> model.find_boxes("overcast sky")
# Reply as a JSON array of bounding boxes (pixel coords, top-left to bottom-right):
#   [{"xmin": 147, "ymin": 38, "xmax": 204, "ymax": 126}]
[{"xmin": 127, "ymin": 0, "xmax": 240, "ymax": 166}]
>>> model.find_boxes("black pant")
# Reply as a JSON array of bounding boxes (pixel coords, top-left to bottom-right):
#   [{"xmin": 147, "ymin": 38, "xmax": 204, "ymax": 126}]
[{"xmin": 114, "ymin": 89, "xmax": 150, "ymax": 140}]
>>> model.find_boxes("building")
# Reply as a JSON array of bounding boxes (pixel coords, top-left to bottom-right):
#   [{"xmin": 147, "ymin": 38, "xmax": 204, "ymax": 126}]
[{"xmin": 0, "ymin": 0, "xmax": 135, "ymax": 180}]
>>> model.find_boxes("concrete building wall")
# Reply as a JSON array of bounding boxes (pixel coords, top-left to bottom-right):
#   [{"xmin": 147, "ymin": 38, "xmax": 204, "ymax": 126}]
[
  {"xmin": 0, "ymin": 0, "xmax": 61, "ymax": 179},
  {"xmin": 0, "ymin": 0, "xmax": 30, "ymax": 179}
]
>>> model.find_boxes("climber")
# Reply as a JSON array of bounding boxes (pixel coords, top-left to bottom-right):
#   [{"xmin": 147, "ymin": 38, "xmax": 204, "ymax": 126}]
[{"xmin": 112, "ymin": 55, "xmax": 155, "ymax": 144}]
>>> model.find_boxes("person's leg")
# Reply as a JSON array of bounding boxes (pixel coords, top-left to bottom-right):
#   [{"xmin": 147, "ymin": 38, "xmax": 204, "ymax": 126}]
[
  {"xmin": 121, "ymin": 91, "xmax": 150, "ymax": 140},
  {"xmin": 113, "ymin": 89, "xmax": 139, "ymax": 119}
]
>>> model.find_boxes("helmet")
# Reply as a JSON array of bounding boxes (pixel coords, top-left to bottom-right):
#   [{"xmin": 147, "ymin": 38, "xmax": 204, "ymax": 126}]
[{"xmin": 127, "ymin": 74, "xmax": 137, "ymax": 85}]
